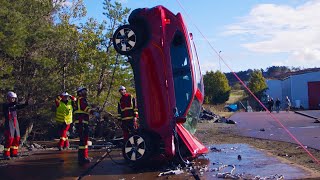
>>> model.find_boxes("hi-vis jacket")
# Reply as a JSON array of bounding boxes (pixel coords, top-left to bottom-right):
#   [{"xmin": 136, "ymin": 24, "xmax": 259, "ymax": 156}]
[
  {"xmin": 117, "ymin": 93, "xmax": 138, "ymax": 121},
  {"xmin": 73, "ymin": 97, "xmax": 92, "ymax": 124},
  {"xmin": 55, "ymin": 96, "xmax": 74, "ymax": 124}
]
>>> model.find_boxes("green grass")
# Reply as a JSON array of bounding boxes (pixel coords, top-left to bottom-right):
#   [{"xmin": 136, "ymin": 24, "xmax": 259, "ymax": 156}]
[
  {"xmin": 203, "ymin": 90, "xmax": 248, "ymax": 118},
  {"xmin": 227, "ymin": 90, "xmax": 247, "ymax": 104}
]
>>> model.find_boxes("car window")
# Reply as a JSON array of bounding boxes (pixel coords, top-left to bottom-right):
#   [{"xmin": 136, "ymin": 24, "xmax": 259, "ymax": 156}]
[
  {"xmin": 190, "ymin": 37, "xmax": 203, "ymax": 93},
  {"xmin": 183, "ymin": 97, "xmax": 201, "ymax": 134},
  {"xmin": 170, "ymin": 31, "xmax": 193, "ymax": 116}
]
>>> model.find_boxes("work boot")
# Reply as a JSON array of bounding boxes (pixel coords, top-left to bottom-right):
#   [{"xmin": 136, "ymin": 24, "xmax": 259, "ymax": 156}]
[
  {"xmin": 78, "ymin": 157, "xmax": 91, "ymax": 165},
  {"xmin": 3, "ymin": 156, "xmax": 11, "ymax": 160},
  {"xmin": 10, "ymin": 154, "xmax": 18, "ymax": 158}
]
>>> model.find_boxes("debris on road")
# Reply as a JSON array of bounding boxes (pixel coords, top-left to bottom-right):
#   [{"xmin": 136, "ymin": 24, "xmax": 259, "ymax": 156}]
[
  {"xmin": 212, "ymin": 164, "xmax": 285, "ymax": 180},
  {"xmin": 224, "ymin": 104, "xmax": 238, "ymax": 112},
  {"xmin": 200, "ymin": 108, "xmax": 236, "ymax": 124},
  {"xmin": 157, "ymin": 168, "xmax": 184, "ymax": 177},
  {"xmin": 210, "ymin": 147, "xmax": 222, "ymax": 152},
  {"xmin": 25, "ymin": 143, "xmax": 45, "ymax": 151},
  {"xmin": 200, "ymin": 108, "xmax": 220, "ymax": 121}
]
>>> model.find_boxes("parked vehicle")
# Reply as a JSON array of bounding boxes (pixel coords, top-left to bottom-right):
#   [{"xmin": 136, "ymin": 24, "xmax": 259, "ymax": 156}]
[{"xmin": 112, "ymin": 5, "xmax": 208, "ymax": 164}]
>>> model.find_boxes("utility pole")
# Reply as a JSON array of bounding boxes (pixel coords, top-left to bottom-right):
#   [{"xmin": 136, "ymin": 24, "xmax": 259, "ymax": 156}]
[
  {"xmin": 219, "ymin": 51, "xmax": 222, "ymax": 72},
  {"xmin": 63, "ymin": 52, "xmax": 66, "ymax": 92}
]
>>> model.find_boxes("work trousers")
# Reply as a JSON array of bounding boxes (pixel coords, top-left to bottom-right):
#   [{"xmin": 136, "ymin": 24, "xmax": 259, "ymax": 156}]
[
  {"xmin": 3, "ymin": 119, "xmax": 20, "ymax": 157},
  {"xmin": 75, "ymin": 122, "xmax": 89, "ymax": 160},
  {"xmin": 121, "ymin": 119, "xmax": 135, "ymax": 140},
  {"xmin": 57, "ymin": 123, "xmax": 70, "ymax": 149}
]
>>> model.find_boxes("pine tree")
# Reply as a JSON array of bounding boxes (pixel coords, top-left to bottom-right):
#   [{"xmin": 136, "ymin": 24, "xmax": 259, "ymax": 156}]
[
  {"xmin": 203, "ymin": 71, "xmax": 231, "ymax": 104},
  {"xmin": 247, "ymin": 69, "xmax": 267, "ymax": 99}
]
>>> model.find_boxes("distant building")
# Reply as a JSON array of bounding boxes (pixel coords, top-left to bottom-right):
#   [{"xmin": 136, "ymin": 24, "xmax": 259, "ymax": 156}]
[
  {"xmin": 266, "ymin": 79, "xmax": 282, "ymax": 102},
  {"xmin": 266, "ymin": 71, "xmax": 320, "ymax": 110}
]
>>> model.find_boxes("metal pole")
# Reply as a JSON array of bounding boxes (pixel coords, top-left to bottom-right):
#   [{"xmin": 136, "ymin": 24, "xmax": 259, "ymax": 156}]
[{"xmin": 219, "ymin": 51, "xmax": 222, "ymax": 71}]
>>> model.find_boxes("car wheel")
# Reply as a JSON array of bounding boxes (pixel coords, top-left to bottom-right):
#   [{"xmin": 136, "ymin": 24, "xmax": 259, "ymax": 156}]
[
  {"xmin": 113, "ymin": 25, "xmax": 139, "ymax": 55},
  {"xmin": 122, "ymin": 133, "xmax": 153, "ymax": 164}
]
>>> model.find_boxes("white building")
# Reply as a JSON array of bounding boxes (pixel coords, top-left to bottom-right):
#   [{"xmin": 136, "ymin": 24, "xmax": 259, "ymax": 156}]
[{"xmin": 266, "ymin": 71, "xmax": 320, "ymax": 110}]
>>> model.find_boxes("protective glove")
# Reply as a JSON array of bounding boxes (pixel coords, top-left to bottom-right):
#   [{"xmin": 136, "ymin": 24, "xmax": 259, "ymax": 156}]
[
  {"xmin": 93, "ymin": 112, "xmax": 100, "ymax": 119},
  {"xmin": 133, "ymin": 117, "xmax": 139, "ymax": 129},
  {"xmin": 70, "ymin": 95, "xmax": 77, "ymax": 101}
]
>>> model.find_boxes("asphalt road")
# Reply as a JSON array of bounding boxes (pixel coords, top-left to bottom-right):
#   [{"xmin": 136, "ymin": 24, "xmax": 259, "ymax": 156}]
[{"xmin": 229, "ymin": 111, "xmax": 320, "ymax": 150}]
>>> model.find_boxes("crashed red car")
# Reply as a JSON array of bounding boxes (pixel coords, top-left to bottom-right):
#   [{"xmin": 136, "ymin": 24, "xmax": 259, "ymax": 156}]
[{"xmin": 112, "ymin": 5, "xmax": 208, "ymax": 164}]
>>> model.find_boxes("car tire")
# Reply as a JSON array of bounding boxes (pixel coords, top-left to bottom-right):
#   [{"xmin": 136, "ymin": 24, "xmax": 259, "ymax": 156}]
[
  {"xmin": 122, "ymin": 133, "xmax": 153, "ymax": 164},
  {"xmin": 113, "ymin": 24, "xmax": 140, "ymax": 55}
]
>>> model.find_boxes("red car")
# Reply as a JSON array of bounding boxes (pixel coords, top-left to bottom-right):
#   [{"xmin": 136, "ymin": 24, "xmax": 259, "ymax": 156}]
[{"xmin": 112, "ymin": 5, "xmax": 208, "ymax": 164}]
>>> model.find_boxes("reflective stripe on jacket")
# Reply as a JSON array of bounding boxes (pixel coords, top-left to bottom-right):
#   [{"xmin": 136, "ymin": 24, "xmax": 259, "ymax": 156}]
[
  {"xmin": 55, "ymin": 101, "xmax": 73, "ymax": 124},
  {"xmin": 117, "ymin": 93, "xmax": 138, "ymax": 121},
  {"xmin": 73, "ymin": 96, "xmax": 91, "ymax": 123},
  {"xmin": 74, "ymin": 97, "xmax": 91, "ymax": 115}
]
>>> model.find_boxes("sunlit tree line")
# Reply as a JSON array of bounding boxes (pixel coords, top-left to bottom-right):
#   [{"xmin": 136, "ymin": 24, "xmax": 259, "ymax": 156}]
[{"xmin": 0, "ymin": 0, "xmax": 133, "ymax": 141}]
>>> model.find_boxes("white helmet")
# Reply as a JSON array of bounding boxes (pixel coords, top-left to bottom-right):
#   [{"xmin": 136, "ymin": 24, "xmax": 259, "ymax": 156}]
[
  {"xmin": 77, "ymin": 87, "xmax": 87, "ymax": 93},
  {"xmin": 61, "ymin": 92, "xmax": 70, "ymax": 96},
  {"xmin": 7, "ymin": 91, "xmax": 17, "ymax": 98},
  {"xmin": 119, "ymin": 85, "xmax": 126, "ymax": 91}
]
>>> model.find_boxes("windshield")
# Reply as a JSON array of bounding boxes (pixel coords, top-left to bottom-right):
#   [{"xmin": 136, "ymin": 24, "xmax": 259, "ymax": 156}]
[
  {"xmin": 170, "ymin": 31, "xmax": 193, "ymax": 116},
  {"xmin": 184, "ymin": 97, "xmax": 201, "ymax": 134}
]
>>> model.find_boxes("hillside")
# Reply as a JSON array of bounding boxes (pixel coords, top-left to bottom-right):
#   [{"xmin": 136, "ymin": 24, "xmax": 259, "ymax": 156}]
[{"xmin": 224, "ymin": 66, "xmax": 320, "ymax": 86}]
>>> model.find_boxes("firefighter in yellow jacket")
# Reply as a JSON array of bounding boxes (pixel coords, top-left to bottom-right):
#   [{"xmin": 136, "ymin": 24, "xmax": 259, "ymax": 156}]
[{"xmin": 55, "ymin": 92, "xmax": 76, "ymax": 151}]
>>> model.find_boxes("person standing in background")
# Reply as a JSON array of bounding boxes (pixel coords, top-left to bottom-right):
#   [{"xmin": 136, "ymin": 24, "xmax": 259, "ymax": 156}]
[
  {"xmin": 2, "ymin": 91, "xmax": 30, "ymax": 160},
  {"xmin": 73, "ymin": 87, "xmax": 95, "ymax": 164},
  {"xmin": 55, "ymin": 92, "xmax": 76, "ymax": 151},
  {"xmin": 117, "ymin": 86, "xmax": 139, "ymax": 140},
  {"xmin": 275, "ymin": 98, "xmax": 281, "ymax": 113},
  {"xmin": 267, "ymin": 98, "xmax": 274, "ymax": 112},
  {"xmin": 285, "ymin": 96, "xmax": 291, "ymax": 112}
]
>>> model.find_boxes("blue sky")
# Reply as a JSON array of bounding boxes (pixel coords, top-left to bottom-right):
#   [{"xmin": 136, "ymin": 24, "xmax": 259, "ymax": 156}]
[{"xmin": 79, "ymin": 0, "xmax": 319, "ymax": 73}]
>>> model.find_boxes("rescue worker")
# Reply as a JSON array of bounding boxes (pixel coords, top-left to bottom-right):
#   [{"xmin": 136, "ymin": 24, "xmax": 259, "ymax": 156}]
[
  {"xmin": 285, "ymin": 96, "xmax": 291, "ymax": 112},
  {"xmin": 73, "ymin": 87, "xmax": 94, "ymax": 164},
  {"xmin": 55, "ymin": 92, "xmax": 76, "ymax": 151},
  {"xmin": 275, "ymin": 98, "xmax": 281, "ymax": 113},
  {"xmin": 117, "ymin": 86, "xmax": 138, "ymax": 140},
  {"xmin": 2, "ymin": 91, "xmax": 28, "ymax": 160},
  {"xmin": 267, "ymin": 98, "xmax": 274, "ymax": 112}
]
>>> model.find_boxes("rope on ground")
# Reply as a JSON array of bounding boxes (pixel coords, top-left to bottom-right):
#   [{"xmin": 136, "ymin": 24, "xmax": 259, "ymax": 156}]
[
  {"xmin": 173, "ymin": 127, "xmax": 201, "ymax": 180},
  {"xmin": 105, "ymin": 148, "xmax": 127, "ymax": 166},
  {"xmin": 77, "ymin": 145, "xmax": 125, "ymax": 179},
  {"xmin": 77, "ymin": 151, "xmax": 109, "ymax": 180},
  {"xmin": 214, "ymin": 164, "xmax": 236, "ymax": 179},
  {"xmin": 158, "ymin": 169, "xmax": 184, "ymax": 177}
]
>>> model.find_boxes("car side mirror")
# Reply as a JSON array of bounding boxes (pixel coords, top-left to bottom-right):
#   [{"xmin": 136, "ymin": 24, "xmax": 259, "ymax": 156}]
[
  {"xmin": 175, "ymin": 117, "xmax": 186, "ymax": 123},
  {"xmin": 189, "ymin": 33, "xmax": 193, "ymax": 40}
]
